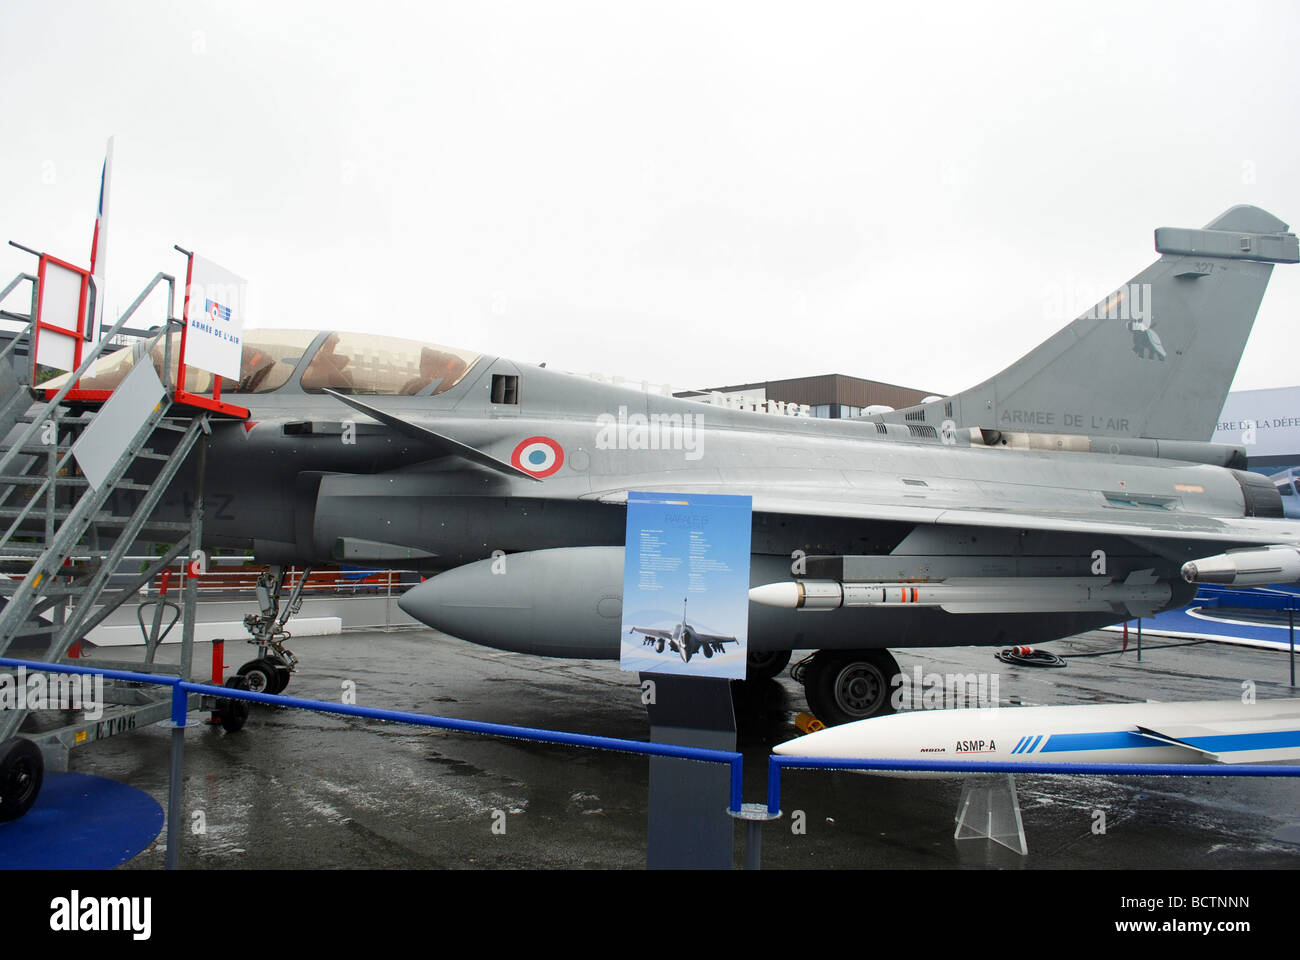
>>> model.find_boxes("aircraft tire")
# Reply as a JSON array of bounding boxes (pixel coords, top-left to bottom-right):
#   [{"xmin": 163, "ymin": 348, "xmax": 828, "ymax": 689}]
[
  {"xmin": 804, "ymin": 649, "xmax": 899, "ymax": 726},
  {"xmin": 264, "ymin": 656, "xmax": 292, "ymax": 694},
  {"xmin": 218, "ymin": 676, "xmax": 251, "ymax": 733},
  {"xmin": 745, "ymin": 650, "xmax": 792, "ymax": 682},
  {"xmin": 271, "ymin": 665, "xmax": 291, "ymax": 694},
  {"xmin": 0, "ymin": 737, "xmax": 43, "ymax": 822},
  {"xmin": 237, "ymin": 659, "xmax": 279, "ymax": 695}
]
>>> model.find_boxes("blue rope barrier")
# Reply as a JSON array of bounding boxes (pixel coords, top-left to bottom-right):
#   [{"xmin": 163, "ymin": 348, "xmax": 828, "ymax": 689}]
[{"xmin": 0, "ymin": 656, "xmax": 746, "ymax": 812}]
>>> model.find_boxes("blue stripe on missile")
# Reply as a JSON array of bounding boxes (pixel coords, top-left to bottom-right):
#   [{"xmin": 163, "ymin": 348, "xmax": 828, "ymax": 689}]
[
  {"xmin": 1179, "ymin": 730, "xmax": 1300, "ymax": 753},
  {"xmin": 1029, "ymin": 735, "xmax": 1043, "ymax": 753},
  {"xmin": 1042, "ymin": 729, "xmax": 1300, "ymax": 754},
  {"xmin": 1041, "ymin": 732, "xmax": 1165, "ymax": 752},
  {"xmin": 1012, "ymin": 736, "xmax": 1029, "ymax": 754}
]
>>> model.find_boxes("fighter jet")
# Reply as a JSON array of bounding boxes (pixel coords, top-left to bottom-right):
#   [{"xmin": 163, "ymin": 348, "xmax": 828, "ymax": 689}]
[
  {"xmin": 629, "ymin": 598, "xmax": 738, "ymax": 663},
  {"xmin": 28, "ymin": 204, "xmax": 1300, "ymax": 726}
]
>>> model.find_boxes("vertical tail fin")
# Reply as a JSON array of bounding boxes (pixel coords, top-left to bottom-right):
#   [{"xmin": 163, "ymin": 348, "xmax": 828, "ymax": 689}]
[
  {"xmin": 877, "ymin": 205, "xmax": 1298, "ymax": 441},
  {"xmin": 87, "ymin": 136, "xmax": 114, "ymax": 342}
]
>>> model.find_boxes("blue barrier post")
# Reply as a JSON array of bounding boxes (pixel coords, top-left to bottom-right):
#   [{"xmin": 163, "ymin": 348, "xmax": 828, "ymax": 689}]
[{"xmin": 165, "ymin": 683, "xmax": 187, "ymax": 871}]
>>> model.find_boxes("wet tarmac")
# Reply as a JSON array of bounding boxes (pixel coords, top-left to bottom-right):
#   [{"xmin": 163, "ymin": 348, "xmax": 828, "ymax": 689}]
[{"xmin": 62, "ymin": 627, "xmax": 1300, "ymax": 870}]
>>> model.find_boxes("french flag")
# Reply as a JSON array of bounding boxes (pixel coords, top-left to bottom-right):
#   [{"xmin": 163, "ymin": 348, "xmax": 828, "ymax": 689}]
[{"xmin": 88, "ymin": 136, "xmax": 114, "ymax": 341}]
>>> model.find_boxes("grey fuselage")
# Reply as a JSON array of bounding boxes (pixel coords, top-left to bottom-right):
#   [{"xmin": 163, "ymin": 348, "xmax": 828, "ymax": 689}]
[{"xmin": 102, "ymin": 347, "xmax": 1282, "ymax": 658}]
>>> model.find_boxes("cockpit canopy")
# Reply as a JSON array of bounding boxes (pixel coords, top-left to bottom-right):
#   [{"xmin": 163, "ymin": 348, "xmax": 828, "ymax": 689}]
[{"xmin": 46, "ymin": 329, "xmax": 482, "ymax": 397}]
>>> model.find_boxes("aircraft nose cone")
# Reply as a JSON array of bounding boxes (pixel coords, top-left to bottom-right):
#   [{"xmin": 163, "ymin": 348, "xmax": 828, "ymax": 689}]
[{"xmin": 397, "ymin": 547, "xmax": 625, "ymax": 658}]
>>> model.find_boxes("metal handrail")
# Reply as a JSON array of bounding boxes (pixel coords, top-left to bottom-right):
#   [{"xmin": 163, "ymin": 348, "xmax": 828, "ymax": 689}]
[
  {"xmin": 0, "ymin": 273, "xmax": 36, "ymax": 367},
  {"xmin": 0, "ymin": 319, "xmax": 34, "ymax": 366},
  {"xmin": 0, "ymin": 271, "xmax": 176, "ymax": 483},
  {"xmin": 0, "ymin": 273, "xmax": 34, "ymax": 306}
]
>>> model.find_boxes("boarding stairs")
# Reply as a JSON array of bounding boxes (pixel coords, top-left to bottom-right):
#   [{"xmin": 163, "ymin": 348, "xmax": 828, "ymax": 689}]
[{"xmin": 0, "ymin": 266, "xmax": 223, "ymax": 766}]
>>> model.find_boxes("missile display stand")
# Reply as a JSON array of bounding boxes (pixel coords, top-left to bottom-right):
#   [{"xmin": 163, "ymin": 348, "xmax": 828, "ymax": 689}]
[
  {"xmin": 642, "ymin": 673, "xmax": 737, "ymax": 869},
  {"xmin": 954, "ymin": 774, "xmax": 1028, "ymax": 855}
]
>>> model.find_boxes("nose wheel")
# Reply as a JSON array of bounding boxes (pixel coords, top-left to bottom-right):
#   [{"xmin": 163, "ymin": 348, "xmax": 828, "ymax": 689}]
[{"xmin": 237, "ymin": 655, "xmax": 293, "ymax": 695}]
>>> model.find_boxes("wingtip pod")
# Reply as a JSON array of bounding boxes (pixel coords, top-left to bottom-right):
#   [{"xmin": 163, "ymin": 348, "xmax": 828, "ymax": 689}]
[{"xmin": 1182, "ymin": 546, "xmax": 1300, "ymax": 586}]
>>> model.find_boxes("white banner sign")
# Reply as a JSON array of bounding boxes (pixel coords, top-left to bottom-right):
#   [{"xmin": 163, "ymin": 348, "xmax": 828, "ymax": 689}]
[
  {"xmin": 185, "ymin": 255, "xmax": 246, "ymax": 381},
  {"xmin": 1214, "ymin": 386, "xmax": 1300, "ymax": 461},
  {"xmin": 36, "ymin": 260, "xmax": 87, "ymax": 372}
]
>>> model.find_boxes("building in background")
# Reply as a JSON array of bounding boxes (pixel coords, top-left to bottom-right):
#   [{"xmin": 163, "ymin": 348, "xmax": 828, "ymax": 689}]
[{"xmin": 1213, "ymin": 386, "xmax": 1300, "ymax": 518}]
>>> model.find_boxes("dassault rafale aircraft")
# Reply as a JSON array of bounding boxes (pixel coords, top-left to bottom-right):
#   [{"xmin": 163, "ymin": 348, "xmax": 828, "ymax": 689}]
[
  {"xmin": 629, "ymin": 598, "xmax": 739, "ymax": 664},
  {"xmin": 40, "ymin": 204, "xmax": 1300, "ymax": 724}
]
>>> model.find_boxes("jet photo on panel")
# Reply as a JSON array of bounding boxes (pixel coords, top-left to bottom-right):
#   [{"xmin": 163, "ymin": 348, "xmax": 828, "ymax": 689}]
[{"xmin": 619, "ymin": 492, "xmax": 752, "ymax": 679}]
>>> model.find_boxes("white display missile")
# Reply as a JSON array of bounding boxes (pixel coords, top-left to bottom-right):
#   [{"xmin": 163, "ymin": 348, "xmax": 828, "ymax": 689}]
[
  {"xmin": 1181, "ymin": 546, "xmax": 1300, "ymax": 587},
  {"xmin": 748, "ymin": 574, "xmax": 1170, "ymax": 616},
  {"xmin": 772, "ymin": 698, "xmax": 1300, "ymax": 771}
]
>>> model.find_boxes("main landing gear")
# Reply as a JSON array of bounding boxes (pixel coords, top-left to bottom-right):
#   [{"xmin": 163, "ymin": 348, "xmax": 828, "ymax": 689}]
[
  {"xmin": 235, "ymin": 566, "xmax": 310, "ymax": 697},
  {"xmin": 745, "ymin": 649, "xmax": 792, "ymax": 682},
  {"xmin": 793, "ymin": 649, "xmax": 900, "ymax": 726}
]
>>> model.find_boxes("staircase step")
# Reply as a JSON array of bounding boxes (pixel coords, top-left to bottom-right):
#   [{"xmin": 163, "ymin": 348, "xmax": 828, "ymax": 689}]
[
  {"xmin": 0, "ymin": 507, "xmax": 190, "ymax": 530},
  {"xmin": 0, "ymin": 474, "xmax": 87, "ymax": 485}
]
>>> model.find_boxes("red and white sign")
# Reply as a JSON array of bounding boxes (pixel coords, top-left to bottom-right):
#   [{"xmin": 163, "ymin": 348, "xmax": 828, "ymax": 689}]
[
  {"xmin": 183, "ymin": 254, "xmax": 246, "ymax": 380},
  {"xmin": 34, "ymin": 255, "xmax": 90, "ymax": 373}
]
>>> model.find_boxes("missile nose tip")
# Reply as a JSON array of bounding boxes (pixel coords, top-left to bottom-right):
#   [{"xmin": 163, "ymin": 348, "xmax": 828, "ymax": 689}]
[
  {"xmin": 749, "ymin": 582, "xmax": 800, "ymax": 608},
  {"xmin": 1181, "ymin": 562, "xmax": 1197, "ymax": 582}
]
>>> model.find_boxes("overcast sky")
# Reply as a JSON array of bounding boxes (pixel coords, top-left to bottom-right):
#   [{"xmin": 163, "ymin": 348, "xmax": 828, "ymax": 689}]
[{"xmin": 2, "ymin": 0, "xmax": 1297, "ymax": 397}]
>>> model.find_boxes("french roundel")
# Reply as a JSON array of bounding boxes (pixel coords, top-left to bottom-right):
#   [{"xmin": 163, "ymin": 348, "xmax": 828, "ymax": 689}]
[{"xmin": 511, "ymin": 436, "xmax": 565, "ymax": 478}]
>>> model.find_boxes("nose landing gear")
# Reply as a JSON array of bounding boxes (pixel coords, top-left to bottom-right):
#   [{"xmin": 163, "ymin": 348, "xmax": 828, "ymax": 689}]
[{"xmin": 235, "ymin": 566, "xmax": 310, "ymax": 697}]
